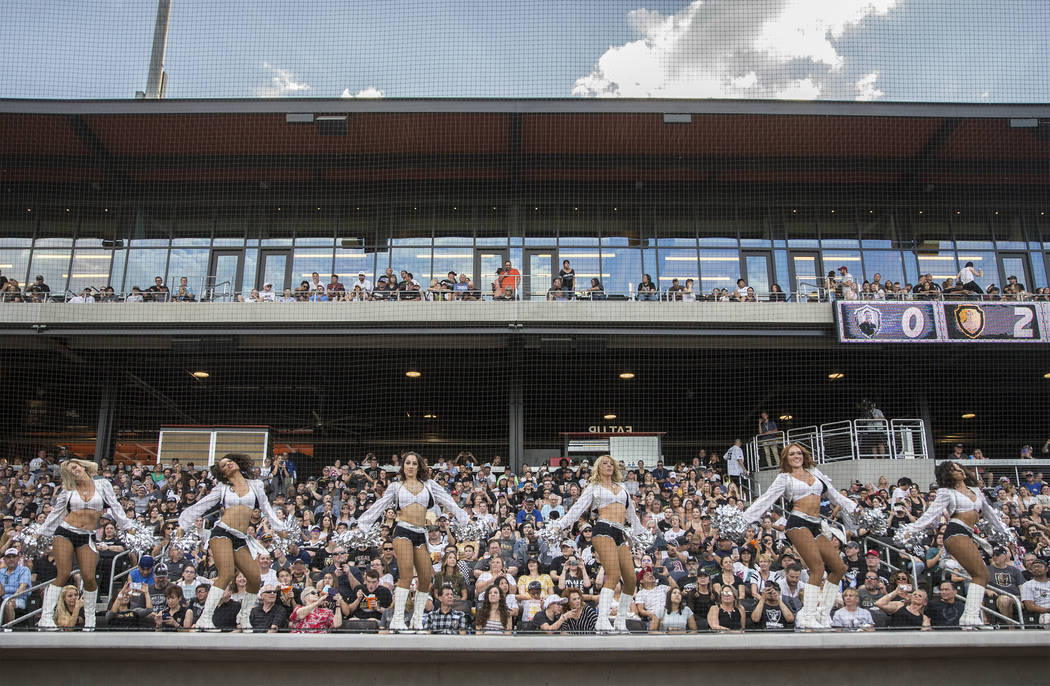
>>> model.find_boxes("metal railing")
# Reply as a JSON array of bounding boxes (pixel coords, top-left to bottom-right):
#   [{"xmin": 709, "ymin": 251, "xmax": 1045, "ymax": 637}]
[
  {"xmin": 747, "ymin": 419, "xmax": 928, "ymax": 472},
  {"xmin": 0, "ymin": 577, "xmax": 55, "ymax": 630}
]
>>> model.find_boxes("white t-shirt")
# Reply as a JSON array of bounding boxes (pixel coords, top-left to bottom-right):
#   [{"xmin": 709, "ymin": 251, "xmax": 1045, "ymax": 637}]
[
  {"xmin": 957, "ymin": 266, "xmax": 977, "ymax": 285},
  {"xmin": 831, "ymin": 606, "xmax": 875, "ymax": 628},
  {"xmin": 1020, "ymin": 578, "xmax": 1050, "ymax": 611}
]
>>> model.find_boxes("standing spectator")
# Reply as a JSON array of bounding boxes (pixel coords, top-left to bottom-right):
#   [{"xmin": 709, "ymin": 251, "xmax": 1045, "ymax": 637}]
[
  {"xmin": 26, "ymin": 275, "xmax": 51, "ymax": 302},
  {"xmin": 499, "ymin": 260, "xmax": 521, "ymax": 299},
  {"xmin": 924, "ymin": 581, "xmax": 964, "ymax": 628},
  {"xmin": 558, "ymin": 260, "xmax": 576, "ymax": 293},
  {"xmin": 1, "ymin": 548, "xmax": 30, "ymax": 623},
  {"xmin": 724, "ymin": 439, "xmax": 746, "ymax": 488},
  {"xmin": 146, "ymin": 276, "xmax": 169, "ymax": 302},
  {"xmin": 757, "ymin": 413, "xmax": 779, "ymax": 469},
  {"xmin": 327, "ymin": 274, "xmax": 345, "ymax": 300}
]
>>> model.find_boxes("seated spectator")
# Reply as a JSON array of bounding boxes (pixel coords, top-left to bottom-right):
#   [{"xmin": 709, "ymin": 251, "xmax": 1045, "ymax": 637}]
[
  {"xmin": 476, "ymin": 585, "xmax": 512, "ymax": 633},
  {"xmin": 106, "ymin": 583, "xmax": 153, "ymax": 630},
  {"xmin": 259, "ymin": 282, "xmax": 277, "ymax": 302},
  {"xmin": 290, "ymin": 586, "xmax": 340, "ymax": 633},
  {"xmin": 924, "ymin": 581, "xmax": 963, "ymax": 628},
  {"xmin": 54, "ymin": 585, "xmax": 84, "ymax": 628},
  {"xmin": 154, "ymin": 585, "xmax": 190, "ymax": 631},
  {"xmin": 125, "ymin": 286, "xmax": 144, "ymax": 302},
  {"xmin": 888, "ymin": 587, "xmax": 931, "ymax": 629},
  {"xmin": 582, "ymin": 278, "xmax": 605, "ymax": 300},
  {"xmin": 666, "ymin": 278, "xmax": 684, "ymax": 302},
  {"xmin": 637, "ymin": 274, "xmax": 658, "ymax": 301},
  {"xmin": 1, "ymin": 548, "xmax": 30, "ymax": 623},
  {"xmin": 526, "ymin": 593, "xmax": 567, "ymax": 632},
  {"xmin": 632, "ymin": 567, "xmax": 667, "ymax": 630},
  {"xmin": 423, "ymin": 585, "xmax": 469, "ymax": 634},
  {"xmin": 559, "ymin": 587, "xmax": 597, "ymax": 633},
  {"xmin": 681, "ymin": 278, "xmax": 697, "ymax": 302},
  {"xmin": 347, "ymin": 569, "xmax": 391, "ymax": 629},
  {"xmin": 768, "ymin": 284, "xmax": 787, "ymax": 302},
  {"xmin": 546, "ymin": 277, "xmax": 571, "ymax": 301},
  {"xmin": 708, "ymin": 586, "xmax": 746, "ymax": 631},
  {"xmin": 831, "ymin": 588, "xmax": 875, "ymax": 629},
  {"xmin": 750, "ymin": 582, "xmax": 796, "ymax": 630},
  {"xmin": 250, "ymin": 584, "xmax": 290, "ymax": 633},
  {"xmin": 146, "ymin": 276, "xmax": 168, "ymax": 302},
  {"xmin": 660, "ymin": 586, "xmax": 696, "ymax": 631},
  {"xmin": 1020, "ymin": 557, "xmax": 1050, "ymax": 626}
]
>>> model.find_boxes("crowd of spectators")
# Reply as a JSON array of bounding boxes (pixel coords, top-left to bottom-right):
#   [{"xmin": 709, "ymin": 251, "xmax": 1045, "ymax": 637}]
[
  {"xmin": 2, "ymin": 446, "xmax": 1049, "ymax": 633},
  {"xmin": 825, "ymin": 267, "xmax": 1050, "ymax": 303}
]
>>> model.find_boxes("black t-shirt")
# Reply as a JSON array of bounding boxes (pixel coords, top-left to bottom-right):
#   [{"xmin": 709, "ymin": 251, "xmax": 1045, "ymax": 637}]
[
  {"xmin": 752, "ymin": 604, "xmax": 794, "ymax": 630},
  {"xmin": 157, "ymin": 604, "xmax": 189, "ymax": 631},
  {"xmin": 924, "ymin": 598, "xmax": 963, "ymax": 627},
  {"xmin": 352, "ymin": 585, "xmax": 393, "ymax": 620},
  {"xmin": 250, "ymin": 603, "xmax": 290, "ymax": 631},
  {"xmin": 526, "ymin": 608, "xmax": 560, "ymax": 632},
  {"xmin": 890, "ymin": 606, "xmax": 924, "ymax": 627}
]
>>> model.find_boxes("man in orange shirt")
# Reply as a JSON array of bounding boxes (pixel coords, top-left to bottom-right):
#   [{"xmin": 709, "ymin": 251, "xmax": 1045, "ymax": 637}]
[{"xmin": 499, "ymin": 260, "xmax": 521, "ymax": 299}]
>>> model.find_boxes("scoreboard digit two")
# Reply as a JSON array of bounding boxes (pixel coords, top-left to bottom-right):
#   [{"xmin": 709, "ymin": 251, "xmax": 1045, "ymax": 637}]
[{"xmin": 942, "ymin": 303, "xmax": 1041, "ymax": 342}]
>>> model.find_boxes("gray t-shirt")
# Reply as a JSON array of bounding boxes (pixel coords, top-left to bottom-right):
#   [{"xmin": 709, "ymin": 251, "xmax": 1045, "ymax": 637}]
[{"xmin": 988, "ymin": 564, "xmax": 1026, "ymax": 596}]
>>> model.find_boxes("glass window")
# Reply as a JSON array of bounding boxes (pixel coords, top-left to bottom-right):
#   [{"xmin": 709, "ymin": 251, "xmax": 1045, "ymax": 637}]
[
  {"xmin": 738, "ymin": 210, "xmax": 773, "ymax": 247},
  {"xmin": 123, "ymin": 249, "xmax": 169, "ymax": 293},
  {"xmin": 241, "ymin": 249, "xmax": 258, "ymax": 296},
  {"xmin": 821, "ymin": 251, "xmax": 862, "ymax": 282},
  {"xmin": 773, "ymin": 250, "xmax": 789, "ymax": 294},
  {"xmin": 0, "ymin": 249, "xmax": 31, "ymax": 287},
  {"xmin": 167, "ymin": 249, "xmax": 210, "ymax": 293},
  {"xmin": 699, "ymin": 248, "xmax": 739, "ymax": 293},
  {"xmin": 915, "ymin": 250, "xmax": 958, "ymax": 284},
  {"xmin": 956, "ymin": 251, "xmax": 998, "ymax": 290},
  {"xmin": 658, "ymin": 248, "xmax": 698, "ymax": 290},
  {"xmin": 602, "ymin": 247, "xmax": 640, "ymax": 297},
  {"xmin": 902, "ymin": 251, "xmax": 920, "ymax": 287},
  {"xmin": 862, "ymin": 251, "xmax": 905, "ymax": 286},
  {"xmin": 1030, "ymin": 252, "xmax": 1047, "ymax": 289},
  {"xmin": 292, "ymin": 247, "xmax": 334, "ymax": 283},
  {"xmin": 67, "ymin": 249, "xmax": 112, "ymax": 293},
  {"xmin": 390, "ymin": 247, "xmax": 431, "ymax": 286},
  {"xmin": 433, "ymin": 248, "xmax": 474, "ymax": 284},
  {"xmin": 334, "ymin": 248, "xmax": 373, "ymax": 284},
  {"xmin": 28, "ymin": 249, "xmax": 71, "ymax": 293},
  {"xmin": 557, "ymin": 250, "xmax": 600, "ymax": 292}
]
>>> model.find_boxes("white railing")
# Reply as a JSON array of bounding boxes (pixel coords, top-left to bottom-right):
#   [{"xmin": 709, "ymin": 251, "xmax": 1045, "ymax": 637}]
[{"xmin": 747, "ymin": 418, "xmax": 928, "ymax": 471}]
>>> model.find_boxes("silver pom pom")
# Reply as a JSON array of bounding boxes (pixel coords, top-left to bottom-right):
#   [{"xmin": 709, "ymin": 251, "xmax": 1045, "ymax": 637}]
[
  {"xmin": 892, "ymin": 526, "xmax": 929, "ymax": 556},
  {"xmin": 267, "ymin": 520, "xmax": 303, "ymax": 556},
  {"xmin": 628, "ymin": 529, "xmax": 655, "ymax": 554},
  {"xmin": 333, "ymin": 524, "xmax": 383, "ymax": 551},
  {"xmin": 852, "ymin": 507, "xmax": 888, "ymax": 536},
  {"xmin": 12, "ymin": 523, "xmax": 53, "ymax": 557},
  {"xmin": 538, "ymin": 525, "xmax": 563, "ymax": 548},
  {"xmin": 976, "ymin": 515, "xmax": 1016, "ymax": 548},
  {"xmin": 711, "ymin": 505, "xmax": 749, "ymax": 543},
  {"xmin": 450, "ymin": 520, "xmax": 486, "ymax": 543},
  {"xmin": 171, "ymin": 529, "xmax": 203, "ymax": 554},
  {"xmin": 120, "ymin": 522, "xmax": 159, "ymax": 556}
]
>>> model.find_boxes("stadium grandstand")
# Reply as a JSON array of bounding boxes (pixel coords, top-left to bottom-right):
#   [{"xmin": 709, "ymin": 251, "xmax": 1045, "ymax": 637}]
[{"xmin": 1, "ymin": 1, "xmax": 1049, "ymax": 684}]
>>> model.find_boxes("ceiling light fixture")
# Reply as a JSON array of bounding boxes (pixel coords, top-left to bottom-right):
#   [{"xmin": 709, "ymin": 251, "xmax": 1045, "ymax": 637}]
[
  {"xmin": 603, "ymin": 414, "xmax": 617, "ymax": 420},
  {"xmin": 961, "ymin": 412, "xmax": 976, "ymax": 419},
  {"xmin": 618, "ymin": 372, "xmax": 635, "ymax": 380},
  {"xmin": 827, "ymin": 372, "xmax": 845, "ymax": 380},
  {"xmin": 191, "ymin": 371, "xmax": 209, "ymax": 379}
]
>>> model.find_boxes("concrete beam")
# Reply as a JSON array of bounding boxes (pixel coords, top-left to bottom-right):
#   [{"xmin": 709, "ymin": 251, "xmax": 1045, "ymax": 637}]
[{"xmin": 2, "ymin": 632, "xmax": 1047, "ymax": 686}]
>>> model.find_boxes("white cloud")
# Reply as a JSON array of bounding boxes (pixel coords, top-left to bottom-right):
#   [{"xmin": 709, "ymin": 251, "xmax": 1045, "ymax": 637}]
[
  {"xmin": 255, "ymin": 62, "xmax": 311, "ymax": 97},
  {"xmin": 854, "ymin": 71, "xmax": 883, "ymax": 101},
  {"xmin": 573, "ymin": 0, "xmax": 899, "ymax": 100},
  {"xmin": 340, "ymin": 86, "xmax": 386, "ymax": 98}
]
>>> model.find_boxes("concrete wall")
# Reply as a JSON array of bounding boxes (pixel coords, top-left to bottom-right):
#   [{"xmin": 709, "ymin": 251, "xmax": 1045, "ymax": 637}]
[{"xmin": 2, "ymin": 632, "xmax": 1047, "ymax": 686}]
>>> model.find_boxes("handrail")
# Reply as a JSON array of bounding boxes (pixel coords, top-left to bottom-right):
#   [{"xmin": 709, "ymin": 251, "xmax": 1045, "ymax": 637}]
[
  {"xmin": 0, "ymin": 576, "xmax": 56, "ymax": 630},
  {"xmin": 940, "ymin": 564, "xmax": 1027, "ymax": 628},
  {"xmin": 107, "ymin": 548, "xmax": 136, "ymax": 600},
  {"xmin": 750, "ymin": 419, "xmax": 928, "ymax": 471}
]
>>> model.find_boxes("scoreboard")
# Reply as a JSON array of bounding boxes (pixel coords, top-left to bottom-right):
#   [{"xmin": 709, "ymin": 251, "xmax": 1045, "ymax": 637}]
[{"xmin": 838, "ymin": 301, "xmax": 1046, "ymax": 343}]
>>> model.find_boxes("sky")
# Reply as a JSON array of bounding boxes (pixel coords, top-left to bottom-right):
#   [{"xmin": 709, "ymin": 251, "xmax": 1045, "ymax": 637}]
[{"xmin": 0, "ymin": 0, "xmax": 1047, "ymax": 101}]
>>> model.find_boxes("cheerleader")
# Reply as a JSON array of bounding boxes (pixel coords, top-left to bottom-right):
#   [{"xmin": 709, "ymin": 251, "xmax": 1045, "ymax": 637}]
[
  {"xmin": 552, "ymin": 454, "xmax": 645, "ymax": 632},
  {"xmin": 38, "ymin": 459, "xmax": 135, "ymax": 629},
  {"xmin": 353, "ymin": 451, "xmax": 469, "ymax": 631},
  {"xmin": 177, "ymin": 453, "xmax": 283, "ymax": 630},
  {"xmin": 900, "ymin": 461, "xmax": 1011, "ymax": 627},
  {"xmin": 741, "ymin": 443, "xmax": 857, "ymax": 629}
]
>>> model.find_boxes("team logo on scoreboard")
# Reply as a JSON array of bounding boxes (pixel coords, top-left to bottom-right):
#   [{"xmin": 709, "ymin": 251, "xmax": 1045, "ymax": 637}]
[
  {"xmin": 853, "ymin": 305, "xmax": 882, "ymax": 338},
  {"xmin": 954, "ymin": 304, "xmax": 986, "ymax": 338}
]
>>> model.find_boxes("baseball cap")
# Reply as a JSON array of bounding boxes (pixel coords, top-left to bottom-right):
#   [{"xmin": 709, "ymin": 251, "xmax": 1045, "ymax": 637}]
[
  {"xmin": 838, "ymin": 266, "xmax": 848, "ymax": 272},
  {"xmin": 543, "ymin": 594, "xmax": 567, "ymax": 609},
  {"xmin": 865, "ymin": 550, "xmax": 879, "ymax": 557},
  {"xmin": 153, "ymin": 564, "xmax": 169, "ymax": 577},
  {"xmin": 845, "ymin": 541, "xmax": 860, "ymax": 549},
  {"xmin": 992, "ymin": 547, "xmax": 1008, "ymax": 556},
  {"xmin": 3, "ymin": 548, "xmax": 18, "ymax": 556},
  {"xmin": 527, "ymin": 580, "xmax": 542, "ymax": 591},
  {"xmin": 138, "ymin": 555, "xmax": 155, "ymax": 568}
]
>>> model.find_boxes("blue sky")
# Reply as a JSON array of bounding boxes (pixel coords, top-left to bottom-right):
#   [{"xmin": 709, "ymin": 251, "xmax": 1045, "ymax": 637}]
[{"xmin": 0, "ymin": 0, "xmax": 1047, "ymax": 101}]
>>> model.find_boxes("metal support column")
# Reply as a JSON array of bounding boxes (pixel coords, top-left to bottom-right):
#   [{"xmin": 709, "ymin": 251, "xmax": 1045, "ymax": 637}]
[
  {"xmin": 94, "ymin": 365, "xmax": 117, "ymax": 463},
  {"xmin": 144, "ymin": 0, "xmax": 172, "ymax": 99},
  {"xmin": 507, "ymin": 336, "xmax": 524, "ymax": 472},
  {"xmin": 917, "ymin": 391, "xmax": 937, "ymax": 461}
]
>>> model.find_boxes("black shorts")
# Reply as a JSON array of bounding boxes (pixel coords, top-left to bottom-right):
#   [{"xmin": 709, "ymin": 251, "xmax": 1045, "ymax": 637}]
[
  {"xmin": 392, "ymin": 524, "xmax": 426, "ymax": 547},
  {"xmin": 209, "ymin": 526, "xmax": 249, "ymax": 551},
  {"xmin": 785, "ymin": 514, "xmax": 822, "ymax": 538},
  {"xmin": 54, "ymin": 525, "xmax": 96, "ymax": 550},
  {"xmin": 591, "ymin": 521, "xmax": 627, "ymax": 546},
  {"xmin": 943, "ymin": 521, "xmax": 973, "ymax": 543}
]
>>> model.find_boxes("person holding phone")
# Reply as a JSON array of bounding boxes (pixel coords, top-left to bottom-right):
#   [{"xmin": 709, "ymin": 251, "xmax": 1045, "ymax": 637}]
[
  {"xmin": 352, "ymin": 452, "xmax": 469, "ymax": 631},
  {"xmin": 550, "ymin": 454, "xmax": 647, "ymax": 632},
  {"xmin": 290, "ymin": 587, "xmax": 340, "ymax": 633}
]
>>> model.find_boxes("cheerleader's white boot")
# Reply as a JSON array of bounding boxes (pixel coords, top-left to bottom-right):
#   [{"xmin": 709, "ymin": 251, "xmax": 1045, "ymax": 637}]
[{"xmin": 596, "ymin": 587, "xmax": 615, "ymax": 633}]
